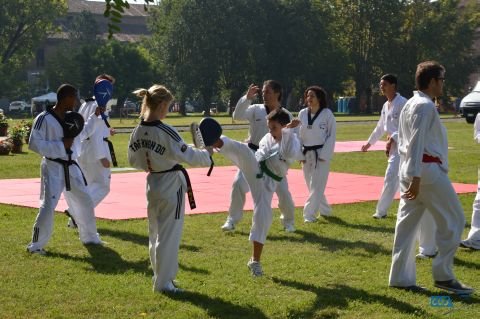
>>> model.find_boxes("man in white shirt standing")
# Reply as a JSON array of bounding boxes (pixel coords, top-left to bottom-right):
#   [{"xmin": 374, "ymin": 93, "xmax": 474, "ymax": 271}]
[
  {"xmin": 362, "ymin": 74, "xmax": 407, "ymax": 219},
  {"xmin": 389, "ymin": 61, "xmax": 473, "ymax": 295}
]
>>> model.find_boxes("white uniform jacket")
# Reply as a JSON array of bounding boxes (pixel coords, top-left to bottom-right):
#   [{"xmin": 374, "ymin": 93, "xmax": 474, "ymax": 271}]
[
  {"xmin": 77, "ymin": 100, "xmax": 111, "ymax": 162},
  {"xmin": 128, "ymin": 120, "xmax": 211, "ymax": 173},
  {"xmin": 29, "ymin": 110, "xmax": 102, "ymax": 162},
  {"xmin": 233, "ymin": 95, "xmax": 293, "ymax": 146},
  {"xmin": 256, "ymin": 128, "xmax": 303, "ymax": 182},
  {"xmin": 298, "ymin": 107, "xmax": 336, "ymax": 161},
  {"xmin": 474, "ymin": 113, "xmax": 480, "ymax": 143},
  {"xmin": 367, "ymin": 93, "xmax": 407, "ymax": 145},
  {"xmin": 398, "ymin": 91, "xmax": 449, "ymax": 184}
]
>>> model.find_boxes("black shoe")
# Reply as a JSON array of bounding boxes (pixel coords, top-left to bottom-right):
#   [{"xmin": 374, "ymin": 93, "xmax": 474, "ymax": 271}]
[
  {"xmin": 390, "ymin": 285, "xmax": 427, "ymax": 292},
  {"xmin": 434, "ymin": 279, "xmax": 474, "ymax": 295}
]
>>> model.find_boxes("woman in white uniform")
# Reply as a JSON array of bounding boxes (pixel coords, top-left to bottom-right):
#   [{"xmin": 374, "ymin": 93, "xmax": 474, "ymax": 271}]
[
  {"xmin": 295, "ymin": 86, "xmax": 336, "ymax": 222},
  {"xmin": 128, "ymin": 84, "xmax": 212, "ymax": 293}
]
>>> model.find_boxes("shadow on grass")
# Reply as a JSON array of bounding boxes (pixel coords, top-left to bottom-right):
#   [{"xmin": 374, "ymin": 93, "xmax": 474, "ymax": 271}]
[
  {"xmin": 262, "ymin": 229, "xmax": 391, "ymax": 256},
  {"xmin": 97, "ymin": 228, "xmax": 147, "ymax": 246},
  {"xmin": 179, "ymin": 263, "xmax": 210, "ymax": 275},
  {"xmin": 454, "ymin": 256, "xmax": 480, "ymax": 270},
  {"xmin": 48, "ymin": 244, "xmax": 150, "ymax": 275},
  {"xmin": 166, "ymin": 290, "xmax": 268, "ymax": 319},
  {"xmin": 321, "ymin": 215, "xmax": 395, "ymax": 234},
  {"xmin": 97, "ymin": 227, "xmax": 201, "ymax": 252},
  {"xmin": 48, "ymin": 244, "xmax": 209, "ymax": 276},
  {"xmin": 271, "ymin": 277, "xmax": 428, "ymax": 317}
]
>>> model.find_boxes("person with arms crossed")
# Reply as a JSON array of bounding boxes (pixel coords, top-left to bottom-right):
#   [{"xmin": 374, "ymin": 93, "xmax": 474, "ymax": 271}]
[
  {"xmin": 26, "ymin": 84, "xmax": 104, "ymax": 255},
  {"xmin": 389, "ymin": 61, "xmax": 473, "ymax": 295},
  {"xmin": 361, "ymin": 74, "xmax": 407, "ymax": 219},
  {"xmin": 221, "ymin": 80, "xmax": 296, "ymax": 232},
  {"xmin": 128, "ymin": 85, "xmax": 212, "ymax": 293}
]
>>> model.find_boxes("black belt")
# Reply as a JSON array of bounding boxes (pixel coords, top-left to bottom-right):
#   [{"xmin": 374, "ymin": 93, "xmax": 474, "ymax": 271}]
[
  {"xmin": 248, "ymin": 143, "xmax": 259, "ymax": 151},
  {"xmin": 151, "ymin": 164, "xmax": 196, "ymax": 209},
  {"xmin": 302, "ymin": 144, "xmax": 324, "ymax": 168},
  {"xmin": 46, "ymin": 157, "xmax": 87, "ymax": 191},
  {"xmin": 103, "ymin": 137, "xmax": 118, "ymax": 167}
]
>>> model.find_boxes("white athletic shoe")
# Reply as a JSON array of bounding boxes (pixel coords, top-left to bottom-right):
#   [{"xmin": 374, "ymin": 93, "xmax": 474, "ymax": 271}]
[
  {"xmin": 416, "ymin": 252, "xmax": 436, "ymax": 259},
  {"xmin": 247, "ymin": 258, "xmax": 263, "ymax": 277},
  {"xmin": 372, "ymin": 212, "xmax": 387, "ymax": 219},
  {"xmin": 284, "ymin": 224, "xmax": 296, "ymax": 233},
  {"xmin": 304, "ymin": 217, "xmax": 317, "ymax": 223},
  {"xmin": 221, "ymin": 220, "xmax": 235, "ymax": 231},
  {"xmin": 460, "ymin": 239, "xmax": 480, "ymax": 250}
]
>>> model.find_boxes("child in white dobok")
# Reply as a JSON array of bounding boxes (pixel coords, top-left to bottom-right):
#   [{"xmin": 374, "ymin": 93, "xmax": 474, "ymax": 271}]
[{"xmin": 212, "ymin": 109, "xmax": 303, "ymax": 276}]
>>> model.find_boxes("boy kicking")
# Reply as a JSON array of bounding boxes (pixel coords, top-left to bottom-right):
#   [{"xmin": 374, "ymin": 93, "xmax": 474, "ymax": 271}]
[{"xmin": 209, "ymin": 109, "xmax": 303, "ymax": 276}]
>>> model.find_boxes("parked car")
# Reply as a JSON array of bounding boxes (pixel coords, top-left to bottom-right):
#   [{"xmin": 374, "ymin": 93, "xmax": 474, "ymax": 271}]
[
  {"xmin": 8, "ymin": 101, "xmax": 30, "ymax": 112},
  {"xmin": 459, "ymin": 81, "xmax": 480, "ymax": 123}
]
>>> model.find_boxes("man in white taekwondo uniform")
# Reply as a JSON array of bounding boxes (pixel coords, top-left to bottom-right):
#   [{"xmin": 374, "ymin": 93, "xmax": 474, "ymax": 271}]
[
  {"xmin": 362, "ymin": 74, "xmax": 407, "ymax": 219},
  {"xmin": 221, "ymin": 80, "xmax": 296, "ymax": 232},
  {"xmin": 460, "ymin": 112, "xmax": 480, "ymax": 250},
  {"xmin": 389, "ymin": 61, "xmax": 473, "ymax": 295},
  {"xmin": 27, "ymin": 84, "xmax": 104, "ymax": 255},
  {"xmin": 66, "ymin": 75, "xmax": 117, "ymax": 228}
]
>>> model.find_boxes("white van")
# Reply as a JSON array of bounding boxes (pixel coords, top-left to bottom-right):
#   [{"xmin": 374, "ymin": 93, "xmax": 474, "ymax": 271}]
[{"xmin": 460, "ymin": 81, "xmax": 480, "ymax": 123}]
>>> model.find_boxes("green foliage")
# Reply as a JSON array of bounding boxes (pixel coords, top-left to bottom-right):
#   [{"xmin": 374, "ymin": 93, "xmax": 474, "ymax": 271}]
[
  {"xmin": 7, "ymin": 122, "xmax": 27, "ymax": 145},
  {"xmin": 0, "ymin": 112, "xmax": 9, "ymax": 128},
  {"xmin": 0, "ymin": 0, "xmax": 67, "ymax": 98},
  {"xmin": 46, "ymin": 39, "xmax": 162, "ymax": 103},
  {"xmin": 103, "ymin": 0, "xmax": 156, "ymax": 38}
]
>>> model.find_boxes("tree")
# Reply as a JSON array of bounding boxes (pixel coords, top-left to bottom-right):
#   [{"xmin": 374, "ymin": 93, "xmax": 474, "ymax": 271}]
[
  {"xmin": 0, "ymin": 0, "xmax": 67, "ymax": 97},
  {"xmin": 394, "ymin": 0, "xmax": 479, "ymax": 97},
  {"xmin": 103, "ymin": 0, "xmax": 156, "ymax": 38},
  {"xmin": 331, "ymin": 0, "xmax": 407, "ymax": 113}
]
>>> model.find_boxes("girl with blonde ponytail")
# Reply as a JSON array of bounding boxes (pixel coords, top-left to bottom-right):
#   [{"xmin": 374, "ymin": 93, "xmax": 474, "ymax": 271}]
[{"xmin": 128, "ymin": 84, "xmax": 213, "ymax": 293}]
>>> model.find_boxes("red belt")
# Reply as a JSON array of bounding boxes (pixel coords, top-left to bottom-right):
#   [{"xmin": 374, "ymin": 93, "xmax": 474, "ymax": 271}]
[{"xmin": 422, "ymin": 154, "xmax": 442, "ymax": 164}]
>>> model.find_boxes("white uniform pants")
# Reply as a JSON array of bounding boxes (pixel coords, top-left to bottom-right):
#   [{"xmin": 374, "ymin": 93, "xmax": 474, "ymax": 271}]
[
  {"xmin": 226, "ymin": 159, "xmax": 294, "ymax": 227},
  {"xmin": 302, "ymin": 151, "xmax": 331, "ymax": 219},
  {"xmin": 78, "ymin": 158, "xmax": 111, "ymax": 207},
  {"xmin": 146, "ymin": 172, "xmax": 185, "ymax": 292},
  {"xmin": 27, "ymin": 160, "xmax": 101, "ymax": 251},
  {"xmin": 389, "ymin": 172, "xmax": 465, "ymax": 286},
  {"xmin": 220, "ymin": 137, "xmax": 275, "ymax": 244},
  {"xmin": 464, "ymin": 179, "xmax": 480, "ymax": 248},
  {"xmin": 376, "ymin": 144, "xmax": 400, "ymax": 216},
  {"xmin": 418, "ymin": 210, "xmax": 437, "ymax": 256}
]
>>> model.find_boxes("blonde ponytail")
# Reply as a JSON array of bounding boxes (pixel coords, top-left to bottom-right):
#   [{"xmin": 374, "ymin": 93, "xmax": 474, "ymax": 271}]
[{"xmin": 133, "ymin": 85, "xmax": 173, "ymax": 118}]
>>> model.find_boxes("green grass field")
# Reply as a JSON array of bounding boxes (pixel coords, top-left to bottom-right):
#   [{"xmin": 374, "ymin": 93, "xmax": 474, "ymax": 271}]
[{"xmin": 0, "ymin": 119, "xmax": 479, "ymax": 318}]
